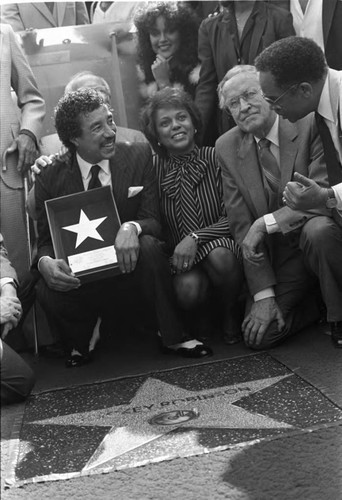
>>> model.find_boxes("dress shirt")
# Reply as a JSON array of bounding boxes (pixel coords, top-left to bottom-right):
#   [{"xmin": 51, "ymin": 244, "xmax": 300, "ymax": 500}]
[
  {"xmin": 317, "ymin": 71, "xmax": 342, "ymax": 212},
  {"xmin": 290, "ymin": 0, "xmax": 324, "ymax": 51}
]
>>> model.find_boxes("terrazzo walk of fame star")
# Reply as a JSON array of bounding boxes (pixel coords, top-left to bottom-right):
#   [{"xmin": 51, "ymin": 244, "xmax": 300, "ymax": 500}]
[{"xmin": 6, "ymin": 353, "xmax": 342, "ymax": 487}]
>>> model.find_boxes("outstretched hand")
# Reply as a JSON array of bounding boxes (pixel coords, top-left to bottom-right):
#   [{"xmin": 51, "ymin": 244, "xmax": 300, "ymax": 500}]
[{"xmin": 283, "ymin": 172, "xmax": 327, "ymax": 211}]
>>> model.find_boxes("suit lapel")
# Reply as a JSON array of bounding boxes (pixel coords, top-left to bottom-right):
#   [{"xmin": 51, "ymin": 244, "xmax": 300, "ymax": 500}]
[
  {"xmin": 67, "ymin": 155, "xmax": 84, "ymax": 193},
  {"xmin": 278, "ymin": 119, "xmax": 299, "ymax": 189},
  {"xmin": 109, "ymin": 146, "xmax": 131, "ymax": 219},
  {"xmin": 238, "ymin": 134, "xmax": 268, "ymax": 218},
  {"xmin": 249, "ymin": 4, "xmax": 266, "ymax": 63},
  {"xmin": 32, "ymin": 2, "xmax": 56, "ymax": 27},
  {"xmin": 322, "ymin": 0, "xmax": 337, "ymax": 46}
]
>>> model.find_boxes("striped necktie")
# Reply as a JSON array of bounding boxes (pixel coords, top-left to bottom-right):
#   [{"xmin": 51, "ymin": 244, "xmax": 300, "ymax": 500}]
[
  {"xmin": 258, "ymin": 138, "xmax": 280, "ymax": 193},
  {"xmin": 88, "ymin": 165, "xmax": 102, "ymax": 190}
]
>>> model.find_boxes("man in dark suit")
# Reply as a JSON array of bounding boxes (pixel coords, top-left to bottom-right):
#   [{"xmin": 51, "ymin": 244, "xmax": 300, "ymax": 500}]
[
  {"xmin": 35, "ymin": 88, "xmax": 212, "ymax": 367},
  {"xmin": 195, "ymin": 0, "xmax": 294, "ymax": 145},
  {"xmin": 216, "ymin": 65, "xmax": 330, "ymax": 350}
]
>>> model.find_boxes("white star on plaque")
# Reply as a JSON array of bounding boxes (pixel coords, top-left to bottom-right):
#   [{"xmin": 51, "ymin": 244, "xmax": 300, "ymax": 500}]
[{"xmin": 62, "ymin": 209, "xmax": 107, "ymax": 248}]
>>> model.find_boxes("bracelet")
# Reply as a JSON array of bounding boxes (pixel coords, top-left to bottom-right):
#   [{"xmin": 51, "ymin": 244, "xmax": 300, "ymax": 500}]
[{"xmin": 189, "ymin": 232, "xmax": 199, "ymax": 244}]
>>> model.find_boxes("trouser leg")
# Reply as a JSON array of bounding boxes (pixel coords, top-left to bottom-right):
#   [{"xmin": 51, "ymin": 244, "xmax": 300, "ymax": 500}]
[
  {"xmin": 300, "ymin": 216, "xmax": 342, "ymax": 322},
  {"xmin": 135, "ymin": 236, "xmax": 185, "ymax": 346},
  {"xmin": 0, "ymin": 341, "xmax": 35, "ymax": 404}
]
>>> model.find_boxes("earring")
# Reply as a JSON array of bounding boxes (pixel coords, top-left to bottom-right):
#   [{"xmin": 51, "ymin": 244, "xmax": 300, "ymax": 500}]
[
  {"xmin": 157, "ymin": 141, "xmax": 161, "ymax": 146},
  {"xmin": 194, "ymin": 129, "xmax": 197, "ymax": 134}
]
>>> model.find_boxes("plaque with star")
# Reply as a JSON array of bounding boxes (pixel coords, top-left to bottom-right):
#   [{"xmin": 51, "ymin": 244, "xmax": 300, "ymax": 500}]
[{"xmin": 45, "ymin": 186, "xmax": 121, "ymax": 282}]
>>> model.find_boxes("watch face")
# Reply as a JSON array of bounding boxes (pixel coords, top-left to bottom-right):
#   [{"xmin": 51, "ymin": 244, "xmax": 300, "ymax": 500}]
[{"xmin": 326, "ymin": 197, "xmax": 338, "ymax": 209}]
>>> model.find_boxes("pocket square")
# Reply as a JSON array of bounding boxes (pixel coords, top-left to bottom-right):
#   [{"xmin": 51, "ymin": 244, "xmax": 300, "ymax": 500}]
[{"xmin": 128, "ymin": 186, "xmax": 144, "ymax": 198}]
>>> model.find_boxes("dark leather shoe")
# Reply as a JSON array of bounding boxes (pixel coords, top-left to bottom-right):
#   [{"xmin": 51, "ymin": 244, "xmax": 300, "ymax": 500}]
[
  {"xmin": 330, "ymin": 322, "xmax": 342, "ymax": 348},
  {"xmin": 65, "ymin": 351, "xmax": 93, "ymax": 368}
]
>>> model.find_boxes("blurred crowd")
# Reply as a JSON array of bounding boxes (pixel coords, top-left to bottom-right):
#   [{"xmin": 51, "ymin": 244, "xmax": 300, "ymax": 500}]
[{"xmin": 0, "ymin": 1, "xmax": 341, "ymax": 404}]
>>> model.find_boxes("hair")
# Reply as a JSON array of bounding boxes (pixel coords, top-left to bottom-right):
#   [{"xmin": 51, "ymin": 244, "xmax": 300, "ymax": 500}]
[
  {"xmin": 134, "ymin": 1, "xmax": 199, "ymax": 89},
  {"xmin": 64, "ymin": 71, "xmax": 111, "ymax": 104},
  {"xmin": 55, "ymin": 88, "xmax": 104, "ymax": 152},
  {"xmin": 140, "ymin": 87, "xmax": 202, "ymax": 158},
  {"xmin": 217, "ymin": 65, "xmax": 258, "ymax": 109},
  {"xmin": 255, "ymin": 36, "xmax": 328, "ymax": 88}
]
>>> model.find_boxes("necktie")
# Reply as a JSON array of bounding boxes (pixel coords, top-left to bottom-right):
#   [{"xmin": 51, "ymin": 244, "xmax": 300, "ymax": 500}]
[
  {"xmin": 88, "ymin": 165, "xmax": 102, "ymax": 190},
  {"xmin": 315, "ymin": 112, "xmax": 342, "ymax": 186},
  {"xmin": 258, "ymin": 138, "xmax": 280, "ymax": 193}
]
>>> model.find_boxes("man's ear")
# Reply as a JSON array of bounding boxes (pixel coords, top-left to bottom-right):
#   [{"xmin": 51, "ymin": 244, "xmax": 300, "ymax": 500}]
[
  {"xmin": 298, "ymin": 82, "xmax": 313, "ymax": 98},
  {"xmin": 70, "ymin": 137, "xmax": 78, "ymax": 147}
]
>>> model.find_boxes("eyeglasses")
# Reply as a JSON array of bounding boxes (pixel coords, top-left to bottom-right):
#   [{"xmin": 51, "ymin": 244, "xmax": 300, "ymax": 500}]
[
  {"xmin": 225, "ymin": 89, "xmax": 261, "ymax": 111},
  {"xmin": 261, "ymin": 83, "xmax": 300, "ymax": 107}
]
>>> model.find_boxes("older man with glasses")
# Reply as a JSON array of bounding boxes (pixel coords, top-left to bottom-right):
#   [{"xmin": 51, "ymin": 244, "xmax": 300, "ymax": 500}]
[{"xmin": 215, "ymin": 64, "xmax": 331, "ymax": 350}]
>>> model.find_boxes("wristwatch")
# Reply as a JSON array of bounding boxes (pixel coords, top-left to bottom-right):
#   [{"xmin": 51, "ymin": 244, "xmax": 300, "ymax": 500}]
[
  {"xmin": 326, "ymin": 188, "xmax": 338, "ymax": 209},
  {"xmin": 189, "ymin": 232, "xmax": 199, "ymax": 244}
]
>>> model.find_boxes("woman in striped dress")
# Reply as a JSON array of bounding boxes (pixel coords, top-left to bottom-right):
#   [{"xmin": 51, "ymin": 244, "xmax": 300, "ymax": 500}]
[{"xmin": 141, "ymin": 87, "xmax": 244, "ymax": 343}]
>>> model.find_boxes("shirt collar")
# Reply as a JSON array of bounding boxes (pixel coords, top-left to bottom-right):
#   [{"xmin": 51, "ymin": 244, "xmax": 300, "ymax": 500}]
[
  {"xmin": 317, "ymin": 71, "xmax": 338, "ymax": 124},
  {"xmin": 76, "ymin": 153, "xmax": 110, "ymax": 181},
  {"xmin": 254, "ymin": 115, "xmax": 279, "ymax": 148}
]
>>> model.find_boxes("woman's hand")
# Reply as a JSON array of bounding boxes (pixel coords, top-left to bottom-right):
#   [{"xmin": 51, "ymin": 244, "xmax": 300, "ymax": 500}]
[
  {"xmin": 172, "ymin": 235, "xmax": 198, "ymax": 274},
  {"xmin": 151, "ymin": 55, "xmax": 171, "ymax": 89}
]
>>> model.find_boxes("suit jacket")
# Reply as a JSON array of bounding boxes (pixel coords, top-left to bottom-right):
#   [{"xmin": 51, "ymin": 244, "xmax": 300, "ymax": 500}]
[
  {"xmin": 0, "ymin": 2, "xmax": 89, "ymax": 31},
  {"xmin": 216, "ymin": 114, "xmax": 329, "ymax": 295},
  {"xmin": 35, "ymin": 143, "xmax": 162, "ymax": 260},
  {"xmin": 0, "ymin": 233, "xmax": 17, "ymax": 283},
  {"xmin": 195, "ymin": 2, "xmax": 295, "ymax": 140},
  {"xmin": 267, "ymin": 0, "xmax": 342, "ymax": 70},
  {"xmin": 0, "ymin": 23, "xmax": 45, "ymax": 189}
]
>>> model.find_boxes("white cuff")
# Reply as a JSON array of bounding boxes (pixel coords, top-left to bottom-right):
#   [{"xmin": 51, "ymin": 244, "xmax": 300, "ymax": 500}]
[
  {"xmin": 127, "ymin": 221, "xmax": 142, "ymax": 236},
  {"xmin": 0, "ymin": 278, "xmax": 16, "ymax": 289},
  {"xmin": 38, "ymin": 255, "xmax": 53, "ymax": 272},
  {"xmin": 263, "ymin": 213, "xmax": 279, "ymax": 234},
  {"xmin": 332, "ymin": 183, "xmax": 342, "ymax": 211},
  {"xmin": 254, "ymin": 288, "xmax": 275, "ymax": 302}
]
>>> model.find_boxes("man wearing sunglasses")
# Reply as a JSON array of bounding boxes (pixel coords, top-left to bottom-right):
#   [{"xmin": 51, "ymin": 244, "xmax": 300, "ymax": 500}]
[
  {"xmin": 255, "ymin": 36, "xmax": 342, "ymax": 347},
  {"xmin": 216, "ymin": 64, "xmax": 330, "ymax": 350}
]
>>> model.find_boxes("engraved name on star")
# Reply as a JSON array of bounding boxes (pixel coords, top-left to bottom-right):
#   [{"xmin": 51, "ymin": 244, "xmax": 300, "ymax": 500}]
[{"xmin": 62, "ymin": 209, "xmax": 107, "ymax": 248}]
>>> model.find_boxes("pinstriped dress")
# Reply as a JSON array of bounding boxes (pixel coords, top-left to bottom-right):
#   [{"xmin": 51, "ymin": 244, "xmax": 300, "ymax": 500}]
[{"xmin": 154, "ymin": 146, "xmax": 241, "ymax": 265}]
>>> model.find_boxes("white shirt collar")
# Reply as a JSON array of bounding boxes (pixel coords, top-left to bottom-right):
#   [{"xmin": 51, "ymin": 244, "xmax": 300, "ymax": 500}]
[
  {"xmin": 254, "ymin": 114, "xmax": 279, "ymax": 148},
  {"xmin": 76, "ymin": 153, "xmax": 110, "ymax": 182},
  {"xmin": 317, "ymin": 71, "xmax": 338, "ymax": 124}
]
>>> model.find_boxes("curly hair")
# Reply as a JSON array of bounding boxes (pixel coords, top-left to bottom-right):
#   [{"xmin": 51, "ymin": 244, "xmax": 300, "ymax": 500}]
[
  {"xmin": 140, "ymin": 87, "xmax": 202, "ymax": 158},
  {"xmin": 134, "ymin": 1, "xmax": 199, "ymax": 89},
  {"xmin": 54, "ymin": 88, "xmax": 104, "ymax": 152},
  {"xmin": 255, "ymin": 36, "xmax": 327, "ymax": 88}
]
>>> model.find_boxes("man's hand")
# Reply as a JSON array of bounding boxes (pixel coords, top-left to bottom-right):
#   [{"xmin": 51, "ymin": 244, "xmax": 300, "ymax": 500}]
[
  {"xmin": 39, "ymin": 257, "xmax": 80, "ymax": 292},
  {"xmin": 115, "ymin": 223, "xmax": 140, "ymax": 274},
  {"xmin": 17, "ymin": 134, "xmax": 39, "ymax": 173},
  {"xmin": 151, "ymin": 55, "xmax": 171, "ymax": 89},
  {"xmin": 242, "ymin": 217, "xmax": 267, "ymax": 263},
  {"xmin": 30, "ymin": 154, "xmax": 56, "ymax": 180},
  {"xmin": 242, "ymin": 297, "xmax": 285, "ymax": 347},
  {"xmin": 172, "ymin": 235, "xmax": 198, "ymax": 274},
  {"xmin": 283, "ymin": 172, "xmax": 328, "ymax": 211}
]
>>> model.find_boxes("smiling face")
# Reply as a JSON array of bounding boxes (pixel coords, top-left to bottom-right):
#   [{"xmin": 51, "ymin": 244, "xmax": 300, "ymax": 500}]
[
  {"xmin": 258, "ymin": 71, "xmax": 314, "ymax": 122},
  {"xmin": 71, "ymin": 104, "xmax": 117, "ymax": 164},
  {"xmin": 222, "ymin": 72, "xmax": 276, "ymax": 136},
  {"xmin": 149, "ymin": 15, "xmax": 180, "ymax": 59},
  {"xmin": 155, "ymin": 106, "xmax": 195, "ymax": 155}
]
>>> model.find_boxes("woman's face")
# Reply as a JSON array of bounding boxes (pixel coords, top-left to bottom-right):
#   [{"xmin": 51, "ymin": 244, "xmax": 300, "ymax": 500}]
[
  {"xmin": 155, "ymin": 106, "xmax": 196, "ymax": 155},
  {"xmin": 149, "ymin": 15, "xmax": 180, "ymax": 59}
]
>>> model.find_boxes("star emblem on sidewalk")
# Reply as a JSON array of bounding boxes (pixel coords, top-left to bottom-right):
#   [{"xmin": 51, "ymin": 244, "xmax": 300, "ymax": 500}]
[
  {"xmin": 62, "ymin": 209, "xmax": 107, "ymax": 248},
  {"xmin": 32, "ymin": 374, "xmax": 293, "ymax": 471}
]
